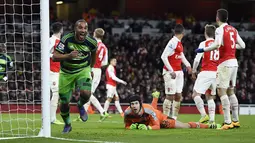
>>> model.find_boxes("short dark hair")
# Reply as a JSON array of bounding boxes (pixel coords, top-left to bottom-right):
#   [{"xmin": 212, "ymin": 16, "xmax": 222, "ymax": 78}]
[
  {"xmin": 174, "ymin": 24, "xmax": 185, "ymax": 35},
  {"xmin": 129, "ymin": 95, "xmax": 142, "ymax": 106},
  {"xmin": 52, "ymin": 22, "xmax": 63, "ymax": 34},
  {"xmin": 205, "ymin": 25, "xmax": 216, "ymax": 38},
  {"xmin": 217, "ymin": 9, "xmax": 228, "ymax": 22}
]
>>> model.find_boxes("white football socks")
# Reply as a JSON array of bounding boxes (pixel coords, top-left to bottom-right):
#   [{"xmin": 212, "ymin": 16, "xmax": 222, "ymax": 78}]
[
  {"xmin": 104, "ymin": 100, "xmax": 110, "ymax": 112},
  {"xmin": 229, "ymin": 94, "xmax": 239, "ymax": 122},
  {"xmin": 50, "ymin": 91, "xmax": 59, "ymax": 122},
  {"xmin": 163, "ymin": 99, "xmax": 172, "ymax": 116},
  {"xmin": 207, "ymin": 99, "xmax": 216, "ymax": 122},
  {"xmin": 220, "ymin": 95, "xmax": 232, "ymax": 124},
  {"xmin": 172, "ymin": 100, "xmax": 180, "ymax": 120},
  {"xmin": 115, "ymin": 101, "xmax": 123, "ymax": 114},
  {"xmin": 194, "ymin": 96, "xmax": 206, "ymax": 117},
  {"xmin": 90, "ymin": 95, "xmax": 105, "ymax": 115}
]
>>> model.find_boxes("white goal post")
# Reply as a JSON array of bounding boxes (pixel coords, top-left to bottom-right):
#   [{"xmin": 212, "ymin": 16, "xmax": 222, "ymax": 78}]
[{"xmin": 0, "ymin": 0, "xmax": 50, "ymax": 139}]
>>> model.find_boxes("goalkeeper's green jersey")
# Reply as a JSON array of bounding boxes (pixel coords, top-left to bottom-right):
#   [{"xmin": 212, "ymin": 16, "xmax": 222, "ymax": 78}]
[
  {"xmin": 55, "ymin": 33, "xmax": 97, "ymax": 74},
  {"xmin": 0, "ymin": 53, "xmax": 13, "ymax": 80}
]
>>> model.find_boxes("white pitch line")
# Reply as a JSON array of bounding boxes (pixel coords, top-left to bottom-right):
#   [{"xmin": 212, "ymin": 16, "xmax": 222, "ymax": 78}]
[{"xmin": 50, "ymin": 137, "xmax": 124, "ymax": 143}]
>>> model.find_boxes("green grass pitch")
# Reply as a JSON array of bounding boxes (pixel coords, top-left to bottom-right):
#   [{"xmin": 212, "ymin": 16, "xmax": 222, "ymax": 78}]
[{"xmin": 0, "ymin": 114, "xmax": 255, "ymax": 143}]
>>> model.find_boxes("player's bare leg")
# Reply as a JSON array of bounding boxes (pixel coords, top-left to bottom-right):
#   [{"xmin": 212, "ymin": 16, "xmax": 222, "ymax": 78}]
[
  {"xmin": 172, "ymin": 93, "xmax": 182, "ymax": 120},
  {"xmin": 205, "ymin": 93, "xmax": 216, "ymax": 123},
  {"xmin": 114, "ymin": 96, "xmax": 124, "ymax": 117},
  {"xmin": 163, "ymin": 95, "xmax": 174, "ymax": 117},
  {"xmin": 227, "ymin": 87, "xmax": 240, "ymax": 128},
  {"xmin": 192, "ymin": 90, "xmax": 209, "ymax": 123},
  {"xmin": 217, "ymin": 88, "xmax": 233, "ymax": 129}
]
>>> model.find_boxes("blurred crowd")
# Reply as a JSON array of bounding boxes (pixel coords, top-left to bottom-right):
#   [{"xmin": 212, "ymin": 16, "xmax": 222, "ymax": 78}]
[{"xmin": 1, "ymin": 17, "xmax": 255, "ymax": 104}]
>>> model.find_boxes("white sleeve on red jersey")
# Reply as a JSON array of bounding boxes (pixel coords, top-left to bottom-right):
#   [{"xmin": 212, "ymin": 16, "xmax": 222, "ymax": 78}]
[
  {"xmin": 204, "ymin": 27, "xmax": 222, "ymax": 52},
  {"xmin": 161, "ymin": 39, "xmax": 176, "ymax": 73},
  {"xmin": 108, "ymin": 65, "xmax": 125, "ymax": 84},
  {"xmin": 101, "ymin": 47, "xmax": 108, "ymax": 66},
  {"xmin": 181, "ymin": 52, "xmax": 191, "ymax": 67},
  {"xmin": 49, "ymin": 37, "xmax": 55, "ymax": 58},
  {"xmin": 193, "ymin": 42, "xmax": 204, "ymax": 72},
  {"xmin": 236, "ymin": 31, "xmax": 245, "ymax": 49}
]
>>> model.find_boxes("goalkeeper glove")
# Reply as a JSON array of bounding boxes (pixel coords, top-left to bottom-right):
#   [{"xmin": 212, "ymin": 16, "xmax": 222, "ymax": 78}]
[
  {"xmin": 138, "ymin": 124, "xmax": 152, "ymax": 130},
  {"xmin": 152, "ymin": 91, "xmax": 160, "ymax": 98},
  {"xmin": 130, "ymin": 123, "xmax": 138, "ymax": 130}
]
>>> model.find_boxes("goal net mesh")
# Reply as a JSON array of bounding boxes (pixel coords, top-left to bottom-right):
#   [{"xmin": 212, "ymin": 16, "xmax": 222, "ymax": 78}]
[{"xmin": 0, "ymin": 0, "xmax": 41, "ymax": 138}]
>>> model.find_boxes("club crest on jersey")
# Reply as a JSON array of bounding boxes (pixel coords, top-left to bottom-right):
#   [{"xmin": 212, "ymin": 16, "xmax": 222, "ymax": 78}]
[
  {"xmin": 58, "ymin": 43, "xmax": 65, "ymax": 50},
  {"xmin": 175, "ymin": 55, "xmax": 182, "ymax": 59}
]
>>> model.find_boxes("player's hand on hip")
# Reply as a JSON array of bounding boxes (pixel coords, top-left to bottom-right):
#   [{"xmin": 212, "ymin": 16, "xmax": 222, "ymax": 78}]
[
  {"xmin": 170, "ymin": 72, "xmax": 176, "ymax": 79},
  {"xmin": 69, "ymin": 50, "xmax": 79, "ymax": 58},
  {"xmin": 195, "ymin": 48, "xmax": 204, "ymax": 53}
]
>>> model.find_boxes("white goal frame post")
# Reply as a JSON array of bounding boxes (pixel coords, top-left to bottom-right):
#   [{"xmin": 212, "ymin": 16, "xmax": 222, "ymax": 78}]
[{"xmin": 40, "ymin": 0, "xmax": 51, "ymax": 138}]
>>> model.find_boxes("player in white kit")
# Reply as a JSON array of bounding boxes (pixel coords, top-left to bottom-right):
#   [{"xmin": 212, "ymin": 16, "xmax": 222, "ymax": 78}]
[
  {"xmin": 192, "ymin": 25, "xmax": 217, "ymax": 124},
  {"xmin": 161, "ymin": 24, "xmax": 192, "ymax": 120},
  {"xmin": 81, "ymin": 28, "xmax": 109, "ymax": 121},
  {"xmin": 103, "ymin": 58, "xmax": 127, "ymax": 117},
  {"xmin": 49, "ymin": 22, "xmax": 64, "ymax": 124},
  {"xmin": 195, "ymin": 9, "xmax": 245, "ymax": 130}
]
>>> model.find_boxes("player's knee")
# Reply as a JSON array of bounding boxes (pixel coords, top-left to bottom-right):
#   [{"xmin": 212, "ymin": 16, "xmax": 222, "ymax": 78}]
[
  {"xmin": 217, "ymin": 88, "xmax": 227, "ymax": 96},
  {"xmin": 175, "ymin": 94, "xmax": 182, "ymax": 101},
  {"xmin": 59, "ymin": 95, "xmax": 69, "ymax": 104},
  {"xmin": 227, "ymin": 88, "xmax": 234, "ymax": 96},
  {"xmin": 192, "ymin": 91, "xmax": 200, "ymax": 99},
  {"xmin": 60, "ymin": 103, "xmax": 70, "ymax": 113},
  {"xmin": 80, "ymin": 90, "xmax": 91, "ymax": 102},
  {"xmin": 107, "ymin": 98, "xmax": 112, "ymax": 102},
  {"xmin": 165, "ymin": 95, "xmax": 174, "ymax": 101}
]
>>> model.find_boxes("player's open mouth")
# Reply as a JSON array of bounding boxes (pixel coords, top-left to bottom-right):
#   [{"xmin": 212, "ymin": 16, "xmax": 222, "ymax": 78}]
[{"xmin": 79, "ymin": 33, "xmax": 85, "ymax": 40}]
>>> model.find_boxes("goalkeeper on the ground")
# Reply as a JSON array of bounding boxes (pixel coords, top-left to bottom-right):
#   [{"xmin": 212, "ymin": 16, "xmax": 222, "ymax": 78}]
[
  {"xmin": 0, "ymin": 43, "xmax": 13, "ymax": 82},
  {"xmin": 124, "ymin": 91, "xmax": 221, "ymax": 130}
]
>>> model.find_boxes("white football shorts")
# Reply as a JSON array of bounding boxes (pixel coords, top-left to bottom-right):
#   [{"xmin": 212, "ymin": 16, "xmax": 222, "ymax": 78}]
[
  {"xmin": 106, "ymin": 84, "xmax": 118, "ymax": 98},
  {"xmin": 163, "ymin": 70, "xmax": 184, "ymax": 95},
  {"xmin": 193, "ymin": 71, "xmax": 217, "ymax": 95}
]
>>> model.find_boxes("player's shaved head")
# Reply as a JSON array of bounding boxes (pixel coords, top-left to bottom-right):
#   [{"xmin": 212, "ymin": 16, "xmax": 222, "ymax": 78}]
[
  {"xmin": 174, "ymin": 24, "xmax": 185, "ymax": 35},
  {"xmin": 217, "ymin": 9, "xmax": 228, "ymax": 23},
  {"xmin": 74, "ymin": 19, "xmax": 87, "ymax": 28},
  {"xmin": 94, "ymin": 28, "xmax": 105, "ymax": 39},
  {"xmin": 205, "ymin": 25, "xmax": 216, "ymax": 38}
]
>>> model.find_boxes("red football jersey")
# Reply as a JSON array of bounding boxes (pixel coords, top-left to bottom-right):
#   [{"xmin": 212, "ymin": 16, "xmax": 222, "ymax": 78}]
[
  {"xmin": 50, "ymin": 36, "xmax": 60, "ymax": 72},
  {"xmin": 201, "ymin": 39, "xmax": 218, "ymax": 71},
  {"xmin": 163, "ymin": 42, "xmax": 183, "ymax": 71},
  {"xmin": 106, "ymin": 65, "xmax": 117, "ymax": 86},
  {"xmin": 94, "ymin": 41, "xmax": 107, "ymax": 68},
  {"xmin": 218, "ymin": 25, "xmax": 237, "ymax": 64}
]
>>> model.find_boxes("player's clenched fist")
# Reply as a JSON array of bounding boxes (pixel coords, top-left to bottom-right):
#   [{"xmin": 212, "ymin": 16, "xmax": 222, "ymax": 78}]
[
  {"xmin": 130, "ymin": 123, "xmax": 138, "ymax": 130},
  {"xmin": 69, "ymin": 50, "xmax": 79, "ymax": 58}
]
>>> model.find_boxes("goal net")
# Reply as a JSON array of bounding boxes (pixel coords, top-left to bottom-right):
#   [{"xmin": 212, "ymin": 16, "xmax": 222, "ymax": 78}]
[{"xmin": 0, "ymin": 0, "xmax": 50, "ymax": 139}]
